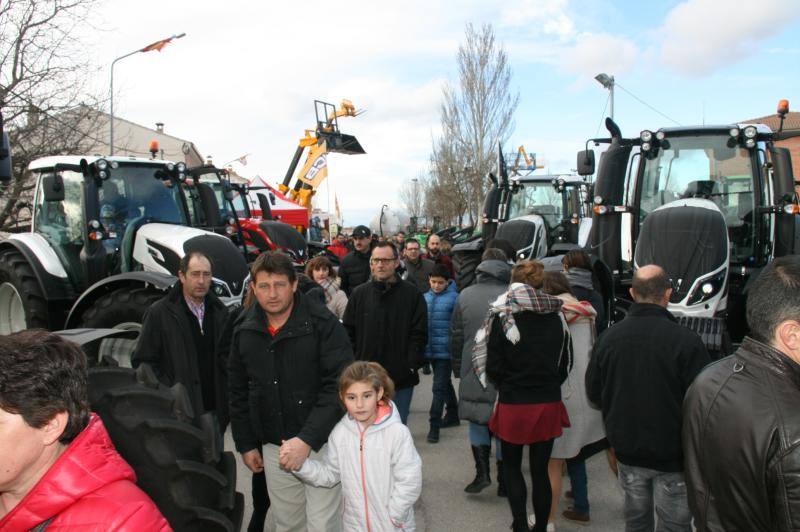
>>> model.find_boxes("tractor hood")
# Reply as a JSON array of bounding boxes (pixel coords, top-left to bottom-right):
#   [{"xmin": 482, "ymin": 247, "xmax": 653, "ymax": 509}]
[
  {"xmin": 495, "ymin": 215, "xmax": 548, "ymax": 261},
  {"xmin": 258, "ymin": 220, "xmax": 308, "ymax": 262},
  {"xmin": 132, "ymin": 223, "xmax": 248, "ymax": 298},
  {"xmin": 634, "ymin": 199, "xmax": 728, "ymax": 305}
]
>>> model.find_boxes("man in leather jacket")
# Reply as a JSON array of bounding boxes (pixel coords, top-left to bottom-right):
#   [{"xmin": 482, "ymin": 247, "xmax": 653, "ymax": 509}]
[{"xmin": 683, "ymin": 256, "xmax": 800, "ymax": 531}]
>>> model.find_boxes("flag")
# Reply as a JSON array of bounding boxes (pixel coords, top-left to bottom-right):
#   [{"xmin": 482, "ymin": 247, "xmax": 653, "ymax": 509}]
[
  {"xmin": 335, "ymin": 194, "xmax": 342, "ymax": 222},
  {"xmin": 237, "ymin": 154, "xmax": 249, "ymax": 166},
  {"xmin": 141, "ymin": 36, "xmax": 176, "ymax": 53}
]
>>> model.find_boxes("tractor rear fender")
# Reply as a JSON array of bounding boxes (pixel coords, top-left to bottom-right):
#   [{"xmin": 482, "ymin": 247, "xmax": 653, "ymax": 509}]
[
  {"xmin": 65, "ymin": 271, "xmax": 175, "ymax": 328},
  {"xmin": 0, "ymin": 236, "xmax": 75, "ymax": 301}
]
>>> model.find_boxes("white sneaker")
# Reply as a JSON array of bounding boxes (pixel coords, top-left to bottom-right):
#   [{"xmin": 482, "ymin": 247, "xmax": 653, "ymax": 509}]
[{"xmin": 527, "ymin": 514, "xmax": 555, "ymax": 531}]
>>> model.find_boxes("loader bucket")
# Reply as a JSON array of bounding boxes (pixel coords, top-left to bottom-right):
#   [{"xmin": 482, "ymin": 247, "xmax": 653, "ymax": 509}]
[{"xmin": 320, "ymin": 131, "xmax": 366, "ymax": 155}]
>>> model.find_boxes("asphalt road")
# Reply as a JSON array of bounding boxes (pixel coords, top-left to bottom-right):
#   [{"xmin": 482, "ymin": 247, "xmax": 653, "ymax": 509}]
[{"xmin": 229, "ymin": 372, "xmax": 626, "ymax": 531}]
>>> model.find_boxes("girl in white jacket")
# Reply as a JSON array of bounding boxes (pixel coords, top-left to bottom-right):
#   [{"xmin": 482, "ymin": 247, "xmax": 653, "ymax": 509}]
[{"xmin": 294, "ymin": 361, "xmax": 423, "ymax": 531}]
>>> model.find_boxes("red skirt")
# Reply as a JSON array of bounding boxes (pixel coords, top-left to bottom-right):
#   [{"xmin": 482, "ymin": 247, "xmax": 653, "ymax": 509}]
[{"xmin": 489, "ymin": 401, "xmax": 570, "ymax": 445}]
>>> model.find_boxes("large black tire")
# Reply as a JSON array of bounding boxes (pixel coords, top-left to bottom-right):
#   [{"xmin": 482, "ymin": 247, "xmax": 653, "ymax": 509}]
[
  {"xmin": 89, "ymin": 364, "xmax": 243, "ymax": 532},
  {"xmin": 452, "ymin": 239, "xmax": 484, "ymax": 291},
  {"xmin": 0, "ymin": 249, "xmax": 50, "ymax": 333},
  {"xmin": 81, "ymin": 286, "xmax": 164, "ymax": 367}
]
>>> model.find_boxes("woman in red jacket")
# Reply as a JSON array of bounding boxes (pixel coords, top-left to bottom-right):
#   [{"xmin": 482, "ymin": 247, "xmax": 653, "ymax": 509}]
[{"xmin": 0, "ymin": 330, "xmax": 170, "ymax": 531}]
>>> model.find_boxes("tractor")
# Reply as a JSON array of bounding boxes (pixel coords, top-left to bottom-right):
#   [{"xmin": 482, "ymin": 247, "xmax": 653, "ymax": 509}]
[
  {"xmin": 0, "ymin": 155, "xmax": 248, "ymax": 365},
  {"xmin": 578, "ymin": 100, "xmax": 800, "ymax": 357}
]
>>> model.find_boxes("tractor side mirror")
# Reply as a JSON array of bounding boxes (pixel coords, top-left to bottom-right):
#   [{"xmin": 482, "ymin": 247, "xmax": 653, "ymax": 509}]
[
  {"xmin": 42, "ymin": 174, "xmax": 65, "ymax": 202},
  {"xmin": 577, "ymin": 150, "xmax": 595, "ymax": 176}
]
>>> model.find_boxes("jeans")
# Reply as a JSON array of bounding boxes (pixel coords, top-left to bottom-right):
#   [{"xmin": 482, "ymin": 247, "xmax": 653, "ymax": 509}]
[
  {"xmin": 429, "ymin": 359, "xmax": 458, "ymax": 425},
  {"xmin": 566, "ymin": 458, "xmax": 589, "ymax": 514},
  {"xmin": 617, "ymin": 463, "xmax": 692, "ymax": 532},
  {"xmin": 394, "ymin": 386, "xmax": 414, "ymax": 425},
  {"xmin": 468, "ymin": 422, "xmax": 502, "ymax": 460}
]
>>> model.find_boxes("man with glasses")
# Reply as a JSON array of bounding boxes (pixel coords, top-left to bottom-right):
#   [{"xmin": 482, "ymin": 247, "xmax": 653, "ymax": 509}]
[
  {"xmin": 339, "ymin": 225, "xmax": 373, "ymax": 296},
  {"xmin": 402, "ymin": 238, "xmax": 435, "ymax": 293},
  {"xmin": 343, "ymin": 241, "xmax": 428, "ymax": 424},
  {"xmin": 133, "ymin": 251, "xmax": 231, "ymax": 430}
]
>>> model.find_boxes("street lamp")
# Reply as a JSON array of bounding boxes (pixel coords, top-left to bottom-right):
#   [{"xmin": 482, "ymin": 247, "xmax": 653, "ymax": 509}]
[
  {"xmin": 109, "ymin": 33, "xmax": 186, "ymax": 155},
  {"xmin": 594, "ymin": 72, "xmax": 615, "ymax": 120}
]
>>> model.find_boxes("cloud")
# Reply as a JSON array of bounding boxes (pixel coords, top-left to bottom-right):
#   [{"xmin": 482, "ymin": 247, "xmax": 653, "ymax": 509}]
[
  {"xmin": 500, "ymin": 0, "xmax": 576, "ymax": 40},
  {"xmin": 560, "ymin": 33, "xmax": 639, "ymax": 80},
  {"xmin": 658, "ymin": 0, "xmax": 800, "ymax": 76}
]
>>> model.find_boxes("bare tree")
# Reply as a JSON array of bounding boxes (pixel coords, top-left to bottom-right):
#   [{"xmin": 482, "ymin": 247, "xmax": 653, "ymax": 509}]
[
  {"xmin": 0, "ymin": 0, "xmax": 104, "ymax": 231},
  {"xmin": 398, "ymin": 174, "xmax": 426, "ymax": 219},
  {"xmin": 432, "ymin": 23, "xmax": 519, "ymax": 225}
]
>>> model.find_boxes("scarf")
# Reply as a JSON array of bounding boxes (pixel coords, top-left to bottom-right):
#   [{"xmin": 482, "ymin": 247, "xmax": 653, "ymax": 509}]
[
  {"xmin": 318, "ymin": 277, "xmax": 339, "ymax": 304},
  {"xmin": 472, "ymin": 282, "xmax": 570, "ymax": 389}
]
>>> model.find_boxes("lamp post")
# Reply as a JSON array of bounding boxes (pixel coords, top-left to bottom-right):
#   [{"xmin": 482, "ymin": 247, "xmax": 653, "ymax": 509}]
[
  {"xmin": 109, "ymin": 33, "xmax": 186, "ymax": 155},
  {"xmin": 594, "ymin": 72, "xmax": 615, "ymax": 120}
]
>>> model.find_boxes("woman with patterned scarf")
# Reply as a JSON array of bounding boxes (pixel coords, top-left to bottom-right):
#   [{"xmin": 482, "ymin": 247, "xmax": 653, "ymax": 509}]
[
  {"xmin": 473, "ymin": 260, "xmax": 573, "ymax": 532},
  {"xmin": 305, "ymin": 256, "xmax": 348, "ymax": 319}
]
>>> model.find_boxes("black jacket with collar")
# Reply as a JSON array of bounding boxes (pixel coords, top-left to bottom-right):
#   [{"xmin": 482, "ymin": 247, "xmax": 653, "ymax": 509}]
[
  {"xmin": 342, "ymin": 275, "xmax": 428, "ymax": 390},
  {"xmin": 683, "ymin": 337, "xmax": 800, "ymax": 531},
  {"xmin": 585, "ymin": 303, "xmax": 710, "ymax": 472},
  {"xmin": 338, "ymin": 249, "xmax": 371, "ymax": 296},
  {"xmin": 132, "ymin": 282, "xmax": 230, "ymax": 428},
  {"xmin": 228, "ymin": 292, "xmax": 353, "ymax": 453}
]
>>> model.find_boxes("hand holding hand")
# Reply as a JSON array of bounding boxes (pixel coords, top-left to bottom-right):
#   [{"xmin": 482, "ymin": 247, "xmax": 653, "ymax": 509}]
[{"xmin": 278, "ymin": 437, "xmax": 311, "ymax": 471}]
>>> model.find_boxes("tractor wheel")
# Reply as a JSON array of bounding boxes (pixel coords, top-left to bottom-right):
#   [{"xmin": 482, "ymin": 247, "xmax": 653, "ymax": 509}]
[
  {"xmin": 0, "ymin": 249, "xmax": 49, "ymax": 334},
  {"xmin": 89, "ymin": 364, "xmax": 243, "ymax": 532},
  {"xmin": 81, "ymin": 286, "xmax": 164, "ymax": 367},
  {"xmin": 453, "ymin": 247, "xmax": 482, "ymax": 291}
]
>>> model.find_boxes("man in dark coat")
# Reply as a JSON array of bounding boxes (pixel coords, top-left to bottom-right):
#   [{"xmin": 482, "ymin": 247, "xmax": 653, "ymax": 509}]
[
  {"xmin": 422, "ymin": 234, "xmax": 455, "ymax": 278},
  {"xmin": 402, "ymin": 238, "xmax": 435, "ymax": 293},
  {"xmin": 228, "ymin": 251, "xmax": 353, "ymax": 532},
  {"xmin": 683, "ymin": 256, "xmax": 800, "ymax": 532},
  {"xmin": 132, "ymin": 251, "xmax": 230, "ymax": 429},
  {"xmin": 450, "ymin": 248, "xmax": 512, "ymax": 495},
  {"xmin": 343, "ymin": 241, "xmax": 427, "ymax": 425},
  {"xmin": 338, "ymin": 225, "xmax": 372, "ymax": 295},
  {"xmin": 586, "ymin": 265, "xmax": 710, "ymax": 532}
]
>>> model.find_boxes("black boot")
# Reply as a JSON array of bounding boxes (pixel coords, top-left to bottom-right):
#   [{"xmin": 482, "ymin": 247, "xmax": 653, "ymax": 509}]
[
  {"xmin": 464, "ymin": 445, "xmax": 491, "ymax": 493},
  {"xmin": 496, "ymin": 460, "xmax": 507, "ymax": 497},
  {"xmin": 441, "ymin": 405, "xmax": 460, "ymax": 428},
  {"xmin": 511, "ymin": 518, "xmax": 531, "ymax": 532},
  {"xmin": 427, "ymin": 423, "xmax": 440, "ymax": 443}
]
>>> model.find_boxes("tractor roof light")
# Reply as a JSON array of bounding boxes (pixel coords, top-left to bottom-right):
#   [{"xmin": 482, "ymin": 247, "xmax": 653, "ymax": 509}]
[
  {"xmin": 655, "ymin": 131, "xmax": 666, "ymax": 141},
  {"xmin": 640, "ymin": 130, "xmax": 653, "ymax": 142},
  {"xmin": 743, "ymin": 126, "xmax": 757, "ymax": 139},
  {"xmin": 729, "ymin": 127, "xmax": 740, "ymax": 138},
  {"xmin": 745, "ymin": 138, "xmax": 756, "ymax": 149},
  {"xmin": 176, "ymin": 162, "xmax": 187, "ymax": 173},
  {"xmin": 642, "ymin": 142, "xmax": 652, "ymax": 152},
  {"xmin": 96, "ymin": 159, "xmax": 109, "ymax": 171},
  {"xmin": 778, "ymin": 99, "xmax": 790, "ymax": 117},
  {"xmin": 165, "ymin": 162, "xmax": 175, "ymax": 171}
]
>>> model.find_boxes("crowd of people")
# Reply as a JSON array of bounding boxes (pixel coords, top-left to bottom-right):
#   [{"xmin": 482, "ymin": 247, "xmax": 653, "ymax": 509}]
[{"xmin": 2, "ymin": 222, "xmax": 800, "ymax": 532}]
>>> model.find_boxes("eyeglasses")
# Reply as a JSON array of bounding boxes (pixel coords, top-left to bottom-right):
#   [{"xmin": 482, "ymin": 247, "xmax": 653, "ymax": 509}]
[{"xmin": 370, "ymin": 257, "xmax": 396, "ymax": 265}]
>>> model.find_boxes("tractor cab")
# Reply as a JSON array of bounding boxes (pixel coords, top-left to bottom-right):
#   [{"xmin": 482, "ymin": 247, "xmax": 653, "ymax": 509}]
[{"xmin": 30, "ymin": 156, "xmax": 191, "ymax": 289}]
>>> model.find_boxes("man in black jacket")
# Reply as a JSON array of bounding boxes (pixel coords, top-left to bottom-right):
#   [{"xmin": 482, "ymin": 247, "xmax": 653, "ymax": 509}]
[
  {"xmin": 402, "ymin": 238, "xmax": 435, "ymax": 293},
  {"xmin": 132, "ymin": 251, "xmax": 230, "ymax": 429},
  {"xmin": 338, "ymin": 224, "xmax": 372, "ymax": 295},
  {"xmin": 586, "ymin": 265, "xmax": 709, "ymax": 532},
  {"xmin": 683, "ymin": 256, "xmax": 800, "ymax": 531},
  {"xmin": 343, "ymin": 241, "xmax": 427, "ymax": 424},
  {"xmin": 228, "ymin": 251, "xmax": 353, "ymax": 532}
]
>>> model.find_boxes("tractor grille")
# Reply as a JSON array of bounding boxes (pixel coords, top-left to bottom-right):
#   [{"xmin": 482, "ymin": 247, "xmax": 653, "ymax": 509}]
[{"xmin": 678, "ymin": 316, "xmax": 727, "ymax": 357}]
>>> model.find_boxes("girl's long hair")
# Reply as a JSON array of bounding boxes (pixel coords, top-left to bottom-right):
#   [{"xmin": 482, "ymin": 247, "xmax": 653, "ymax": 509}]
[{"xmin": 338, "ymin": 361, "xmax": 395, "ymax": 402}]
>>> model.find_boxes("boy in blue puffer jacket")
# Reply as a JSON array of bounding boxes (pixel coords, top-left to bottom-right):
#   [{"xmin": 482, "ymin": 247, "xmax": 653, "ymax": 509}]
[{"xmin": 424, "ymin": 264, "xmax": 460, "ymax": 443}]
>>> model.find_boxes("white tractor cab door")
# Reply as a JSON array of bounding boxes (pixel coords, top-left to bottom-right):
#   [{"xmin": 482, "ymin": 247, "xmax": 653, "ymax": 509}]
[
  {"xmin": 634, "ymin": 198, "xmax": 730, "ymax": 317},
  {"xmin": 495, "ymin": 214, "xmax": 549, "ymax": 260}
]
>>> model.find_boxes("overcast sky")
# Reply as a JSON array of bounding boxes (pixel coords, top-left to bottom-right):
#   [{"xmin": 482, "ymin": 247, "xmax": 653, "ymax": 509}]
[{"xmin": 91, "ymin": 0, "xmax": 800, "ymax": 225}]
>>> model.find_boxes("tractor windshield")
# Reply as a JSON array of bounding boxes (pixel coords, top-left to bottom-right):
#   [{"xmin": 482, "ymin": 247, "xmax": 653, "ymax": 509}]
[
  {"xmin": 507, "ymin": 183, "xmax": 564, "ymax": 228},
  {"xmin": 638, "ymin": 135, "xmax": 756, "ymax": 264}
]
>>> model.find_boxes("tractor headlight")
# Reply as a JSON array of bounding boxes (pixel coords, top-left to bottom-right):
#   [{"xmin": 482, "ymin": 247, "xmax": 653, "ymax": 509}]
[
  {"xmin": 165, "ymin": 162, "xmax": 175, "ymax": 171},
  {"xmin": 687, "ymin": 269, "xmax": 727, "ymax": 306},
  {"xmin": 743, "ymin": 126, "xmax": 757, "ymax": 139},
  {"xmin": 593, "ymin": 195, "xmax": 603, "ymax": 205},
  {"xmin": 640, "ymin": 130, "xmax": 653, "ymax": 142},
  {"xmin": 176, "ymin": 162, "xmax": 187, "ymax": 173},
  {"xmin": 642, "ymin": 142, "xmax": 652, "ymax": 152},
  {"xmin": 745, "ymin": 138, "xmax": 756, "ymax": 149}
]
